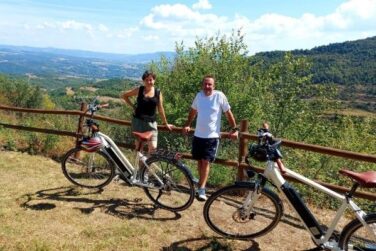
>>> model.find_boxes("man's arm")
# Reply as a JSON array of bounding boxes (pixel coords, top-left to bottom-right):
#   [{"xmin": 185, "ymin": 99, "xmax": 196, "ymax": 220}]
[
  {"xmin": 225, "ymin": 109, "xmax": 238, "ymax": 139},
  {"xmin": 182, "ymin": 108, "xmax": 197, "ymax": 133}
]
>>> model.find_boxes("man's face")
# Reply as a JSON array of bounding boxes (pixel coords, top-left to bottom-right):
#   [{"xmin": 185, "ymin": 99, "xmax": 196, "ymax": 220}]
[{"xmin": 202, "ymin": 77, "xmax": 215, "ymax": 96}]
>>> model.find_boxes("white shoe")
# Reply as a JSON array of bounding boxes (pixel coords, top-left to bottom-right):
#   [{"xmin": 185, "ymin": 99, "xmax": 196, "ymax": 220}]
[{"xmin": 197, "ymin": 188, "xmax": 207, "ymax": 201}]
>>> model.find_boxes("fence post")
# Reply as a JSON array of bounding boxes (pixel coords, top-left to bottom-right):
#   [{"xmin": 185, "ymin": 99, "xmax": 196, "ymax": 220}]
[
  {"xmin": 76, "ymin": 102, "xmax": 87, "ymax": 148},
  {"xmin": 237, "ymin": 119, "xmax": 249, "ymax": 181}
]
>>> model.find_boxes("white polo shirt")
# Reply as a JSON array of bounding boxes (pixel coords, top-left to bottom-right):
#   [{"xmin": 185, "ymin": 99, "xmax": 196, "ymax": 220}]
[{"xmin": 192, "ymin": 90, "xmax": 231, "ymax": 138}]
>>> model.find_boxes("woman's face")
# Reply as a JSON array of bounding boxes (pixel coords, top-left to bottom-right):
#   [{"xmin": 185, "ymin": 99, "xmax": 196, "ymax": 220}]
[{"xmin": 143, "ymin": 75, "xmax": 155, "ymax": 88}]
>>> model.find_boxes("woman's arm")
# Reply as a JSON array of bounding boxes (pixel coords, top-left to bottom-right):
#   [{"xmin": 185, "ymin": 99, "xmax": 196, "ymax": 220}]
[
  {"xmin": 120, "ymin": 87, "xmax": 139, "ymax": 110},
  {"xmin": 157, "ymin": 92, "xmax": 173, "ymax": 130}
]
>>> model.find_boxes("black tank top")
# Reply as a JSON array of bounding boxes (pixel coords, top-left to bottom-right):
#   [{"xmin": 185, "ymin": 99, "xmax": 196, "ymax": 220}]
[{"xmin": 134, "ymin": 86, "xmax": 160, "ymax": 122}]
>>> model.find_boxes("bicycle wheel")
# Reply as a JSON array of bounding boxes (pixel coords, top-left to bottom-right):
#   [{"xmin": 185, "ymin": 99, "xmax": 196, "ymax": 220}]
[
  {"xmin": 140, "ymin": 156, "xmax": 195, "ymax": 212},
  {"xmin": 62, "ymin": 147, "xmax": 115, "ymax": 188},
  {"xmin": 203, "ymin": 184, "xmax": 283, "ymax": 239},
  {"xmin": 339, "ymin": 213, "xmax": 376, "ymax": 251}
]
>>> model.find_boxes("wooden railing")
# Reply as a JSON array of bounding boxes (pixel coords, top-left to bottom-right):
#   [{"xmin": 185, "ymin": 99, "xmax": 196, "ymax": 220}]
[{"xmin": 0, "ymin": 104, "xmax": 375, "ymax": 200}]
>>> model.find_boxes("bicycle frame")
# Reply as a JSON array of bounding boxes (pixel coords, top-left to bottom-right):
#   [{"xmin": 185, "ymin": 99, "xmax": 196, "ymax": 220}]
[
  {"xmin": 95, "ymin": 131, "xmax": 164, "ymax": 188},
  {"xmin": 260, "ymin": 160, "xmax": 374, "ymax": 248}
]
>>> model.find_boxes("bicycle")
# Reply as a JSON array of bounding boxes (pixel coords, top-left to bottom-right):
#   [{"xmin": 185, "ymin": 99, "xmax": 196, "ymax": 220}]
[
  {"xmin": 203, "ymin": 128, "xmax": 376, "ymax": 250},
  {"xmin": 61, "ymin": 97, "xmax": 195, "ymax": 212}
]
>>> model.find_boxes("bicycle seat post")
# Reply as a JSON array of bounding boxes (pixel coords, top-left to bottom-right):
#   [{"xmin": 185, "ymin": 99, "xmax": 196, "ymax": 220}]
[{"xmin": 346, "ymin": 182, "xmax": 359, "ymax": 198}]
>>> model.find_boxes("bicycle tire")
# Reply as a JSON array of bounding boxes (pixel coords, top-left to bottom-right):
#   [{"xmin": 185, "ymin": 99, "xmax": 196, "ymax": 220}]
[
  {"xmin": 62, "ymin": 147, "xmax": 115, "ymax": 188},
  {"xmin": 203, "ymin": 184, "xmax": 283, "ymax": 239},
  {"xmin": 339, "ymin": 213, "xmax": 376, "ymax": 251},
  {"xmin": 140, "ymin": 156, "xmax": 195, "ymax": 212}
]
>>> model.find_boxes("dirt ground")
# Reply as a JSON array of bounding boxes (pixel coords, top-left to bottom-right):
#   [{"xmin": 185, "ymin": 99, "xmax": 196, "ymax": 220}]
[{"xmin": 0, "ymin": 151, "xmax": 355, "ymax": 251}]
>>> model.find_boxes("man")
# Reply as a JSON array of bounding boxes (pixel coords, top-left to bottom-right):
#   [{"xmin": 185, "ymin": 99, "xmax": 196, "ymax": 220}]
[{"xmin": 182, "ymin": 75, "xmax": 238, "ymax": 201}]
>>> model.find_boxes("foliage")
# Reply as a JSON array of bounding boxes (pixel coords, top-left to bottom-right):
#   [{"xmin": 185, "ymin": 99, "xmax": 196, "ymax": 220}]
[
  {"xmin": 0, "ymin": 75, "xmax": 44, "ymax": 108},
  {"xmin": 92, "ymin": 78, "xmax": 138, "ymax": 97},
  {"xmin": 149, "ymin": 30, "xmax": 339, "ymax": 145},
  {"xmin": 251, "ymin": 36, "xmax": 376, "ymax": 112}
]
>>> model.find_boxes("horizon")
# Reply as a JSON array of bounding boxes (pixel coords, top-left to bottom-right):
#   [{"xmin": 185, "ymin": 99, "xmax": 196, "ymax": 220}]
[
  {"xmin": 0, "ymin": 0, "xmax": 375, "ymax": 55},
  {"xmin": 0, "ymin": 35, "xmax": 374, "ymax": 57}
]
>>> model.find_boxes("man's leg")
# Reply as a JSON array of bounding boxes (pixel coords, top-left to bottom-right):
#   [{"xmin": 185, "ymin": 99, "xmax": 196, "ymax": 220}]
[
  {"xmin": 197, "ymin": 159, "xmax": 210, "ymax": 201},
  {"xmin": 198, "ymin": 159, "xmax": 210, "ymax": 189}
]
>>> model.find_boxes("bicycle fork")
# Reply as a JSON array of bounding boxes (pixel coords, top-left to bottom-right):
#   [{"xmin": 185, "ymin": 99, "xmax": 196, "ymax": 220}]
[{"xmin": 238, "ymin": 173, "xmax": 269, "ymax": 219}]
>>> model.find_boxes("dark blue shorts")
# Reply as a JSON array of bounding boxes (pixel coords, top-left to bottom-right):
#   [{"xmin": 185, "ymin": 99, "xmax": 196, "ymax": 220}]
[{"xmin": 192, "ymin": 136, "xmax": 219, "ymax": 162}]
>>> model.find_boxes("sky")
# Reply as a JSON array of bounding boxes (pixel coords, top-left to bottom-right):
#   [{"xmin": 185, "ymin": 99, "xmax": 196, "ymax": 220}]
[{"xmin": 0, "ymin": 0, "xmax": 375, "ymax": 55}]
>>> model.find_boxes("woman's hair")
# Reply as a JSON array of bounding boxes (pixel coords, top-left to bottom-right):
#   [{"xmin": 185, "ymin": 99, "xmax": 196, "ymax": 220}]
[{"xmin": 142, "ymin": 70, "xmax": 156, "ymax": 80}]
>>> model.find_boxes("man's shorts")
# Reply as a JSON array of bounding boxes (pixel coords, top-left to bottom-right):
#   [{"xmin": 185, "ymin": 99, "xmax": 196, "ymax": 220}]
[
  {"xmin": 191, "ymin": 136, "xmax": 219, "ymax": 162},
  {"xmin": 131, "ymin": 116, "xmax": 158, "ymax": 147}
]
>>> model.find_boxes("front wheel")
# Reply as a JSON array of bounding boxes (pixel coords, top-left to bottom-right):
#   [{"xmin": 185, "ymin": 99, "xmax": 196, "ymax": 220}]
[
  {"xmin": 203, "ymin": 184, "xmax": 283, "ymax": 239},
  {"xmin": 62, "ymin": 147, "xmax": 115, "ymax": 188},
  {"xmin": 339, "ymin": 213, "xmax": 376, "ymax": 251},
  {"xmin": 140, "ymin": 156, "xmax": 195, "ymax": 212}
]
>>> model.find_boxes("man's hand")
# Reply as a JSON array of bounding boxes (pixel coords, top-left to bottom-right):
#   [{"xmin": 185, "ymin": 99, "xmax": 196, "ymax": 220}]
[
  {"xmin": 229, "ymin": 130, "xmax": 238, "ymax": 140},
  {"xmin": 182, "ymin": 126, "xmax": 191, "ymax": 134}
]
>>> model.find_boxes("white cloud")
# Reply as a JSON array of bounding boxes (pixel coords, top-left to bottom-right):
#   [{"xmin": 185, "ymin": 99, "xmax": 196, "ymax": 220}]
[
  {"xmin": 337, "ymin": 0, "xmax": 376, "ymax": 19},
  {"xmin": 192, "ymin": 0, "xmax": 212, "ymax": 10},
  {"xmin": 98, "ymin": 24, "xmax": 109, "ymax": 32},
  {"xmin": 0, "ymin": 0, "xmax": 375, "ymax": 54},
  {"xmin": 61, "ymin": 20, "xmax": 93, "ymax": 31},
  {"xmin": 143, "ymin": 34, "xmax": 159, "ymax": 41}
]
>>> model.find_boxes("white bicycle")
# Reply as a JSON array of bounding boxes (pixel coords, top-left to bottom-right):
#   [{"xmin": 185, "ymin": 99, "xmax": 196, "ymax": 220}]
[
  {"xmin": 203, "ymin": 128, "xmax": 376, "ymax": 250},
  {"xmin": 61, "ymin": 97, "xmax": 195, "ymax": 212}
]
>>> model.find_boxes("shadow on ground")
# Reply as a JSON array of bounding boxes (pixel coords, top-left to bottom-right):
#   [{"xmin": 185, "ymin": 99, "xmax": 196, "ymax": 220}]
[{"xmin": 18, "ymin": 186, "xmax": 181, "ymax": 221}]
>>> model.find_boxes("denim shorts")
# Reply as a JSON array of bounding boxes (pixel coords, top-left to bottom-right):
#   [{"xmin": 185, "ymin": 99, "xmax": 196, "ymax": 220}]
[{"xmin": 191, "ymin": 136, "xmax": 219, "ymax": 162}]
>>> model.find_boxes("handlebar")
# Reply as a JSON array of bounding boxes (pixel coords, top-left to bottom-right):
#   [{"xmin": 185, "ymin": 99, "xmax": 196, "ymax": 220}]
[{"xmin": 85, "ymin": 96, "xmax": 109, "ymax": 116}]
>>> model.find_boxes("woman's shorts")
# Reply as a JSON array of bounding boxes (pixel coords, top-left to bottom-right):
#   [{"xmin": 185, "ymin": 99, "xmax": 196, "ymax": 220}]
[
  {"xmin": 191, "ymin": 136, "xmax": 219, "ymax": 162},
  {"xmin": 131, "ymin": 117, "xmax": 158, "ymax": 146}
]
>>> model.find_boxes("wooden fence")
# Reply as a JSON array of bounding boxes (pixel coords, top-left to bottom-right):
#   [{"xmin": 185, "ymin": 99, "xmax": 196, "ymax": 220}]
[{"xmin": 0, "ymin": 103, "xmax": 375, "ymax": 200}]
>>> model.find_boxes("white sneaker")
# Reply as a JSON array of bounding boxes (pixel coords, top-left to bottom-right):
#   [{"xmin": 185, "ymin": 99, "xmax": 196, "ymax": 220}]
[{"xmin": 197, "ymin": 188, "xmax": 207, "ymax": 201}]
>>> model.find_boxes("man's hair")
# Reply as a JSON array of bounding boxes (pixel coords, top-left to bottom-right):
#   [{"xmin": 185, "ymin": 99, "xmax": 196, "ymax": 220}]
[
  {"xmin": 202, "ymin": 74, "xmax": 216, "ymax": 84},
  {"xmin": 142, "ymin": 70, "xmax": 156, "ymax": 80}
]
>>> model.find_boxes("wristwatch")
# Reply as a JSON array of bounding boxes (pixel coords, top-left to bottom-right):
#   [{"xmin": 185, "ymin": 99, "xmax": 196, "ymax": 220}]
[{"xmin": 231, "ymin": 127, "xmax": 239, "ymax": 132}]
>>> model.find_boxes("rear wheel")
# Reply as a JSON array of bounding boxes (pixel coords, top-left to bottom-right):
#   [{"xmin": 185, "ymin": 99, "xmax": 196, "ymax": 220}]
[
  {"xmin": 339, "ymin": 213, "xmax": 376, "ymax": 251},
  {"xmin": 62, "ymin": 147, "xmax": 115, "ymax": 188},
  {"xmin": 141, "ymin": 156, "xmax": 195, "ymax": 212},
  {"xmin": 203, "ymin": 184, "xmax": 283, "ymax": 239}
]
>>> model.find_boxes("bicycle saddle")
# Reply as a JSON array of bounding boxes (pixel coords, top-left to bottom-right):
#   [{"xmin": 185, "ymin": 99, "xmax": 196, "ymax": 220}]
[
  {"xmin": 339, "ymin": 169, "xmax": 376, "ymax": 188},
  {"xmin": 132, "ymin": 131, "xmax": 153, "ymax": 142}
]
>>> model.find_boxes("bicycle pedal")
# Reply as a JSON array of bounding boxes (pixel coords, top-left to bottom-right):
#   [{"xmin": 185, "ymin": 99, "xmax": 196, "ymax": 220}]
[{"xmin": 113, "ymin": 175, "xmax": 121, "ymax": 182}]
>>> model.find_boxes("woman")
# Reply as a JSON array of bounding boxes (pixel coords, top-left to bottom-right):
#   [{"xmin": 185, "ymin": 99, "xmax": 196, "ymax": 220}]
[{"xmin": 121, "ymin": 70, "xmax": 172, "ymax": 152}]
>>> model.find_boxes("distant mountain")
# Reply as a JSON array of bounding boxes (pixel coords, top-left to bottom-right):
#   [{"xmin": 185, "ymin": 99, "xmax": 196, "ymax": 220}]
[
  {"xmin": 0, "ymin": 44, "xmax": 175, "ymax": 79},
  {"xmin": 251, "ymin": 36, "xmax": 376, "ymax": 112},
  {"xmin": 251, "ymin": 36, "xmax": 376, "ymax": 86}
]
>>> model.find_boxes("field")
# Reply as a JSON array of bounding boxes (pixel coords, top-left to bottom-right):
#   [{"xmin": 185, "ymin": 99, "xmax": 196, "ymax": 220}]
[{"xmin": 0, "ymin": 150, "xmax": 357, "ymax": 251}]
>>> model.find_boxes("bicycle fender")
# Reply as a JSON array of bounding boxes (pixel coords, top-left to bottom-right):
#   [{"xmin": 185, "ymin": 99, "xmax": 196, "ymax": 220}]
[
  {"xmin": 234, "ymin": 182, "xmax": 283, "ymax": 206},
  {"xmin": 179, "ymin": 162, "xmax": 195, "ymax": 181}
]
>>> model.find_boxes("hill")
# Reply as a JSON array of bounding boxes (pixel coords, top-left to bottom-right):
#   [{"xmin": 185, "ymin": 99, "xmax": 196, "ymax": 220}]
[
  {"xmin": 252, "ymin": 36, "xmax": 376, "ymax": 86},
  {"xmin": 251, "ymin": 36, "xmax": 376, "ymax": 112}
]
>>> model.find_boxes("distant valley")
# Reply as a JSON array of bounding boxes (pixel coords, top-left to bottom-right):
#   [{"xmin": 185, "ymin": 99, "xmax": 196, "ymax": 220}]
[{"xmin": 0, "ymin": 45, "xmax": 175, "ymax": 80}]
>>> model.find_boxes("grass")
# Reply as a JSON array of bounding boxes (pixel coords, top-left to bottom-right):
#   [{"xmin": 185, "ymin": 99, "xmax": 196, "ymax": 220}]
[{"xmin": 0, "ymin": 150, "xmax": 357, "ymax": 251}]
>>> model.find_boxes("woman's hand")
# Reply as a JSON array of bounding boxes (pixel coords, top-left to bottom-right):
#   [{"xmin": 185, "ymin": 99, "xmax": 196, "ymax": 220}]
[{"xmin": 165, "ymin": 124, "xmax": 174, "ymax": 131}]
